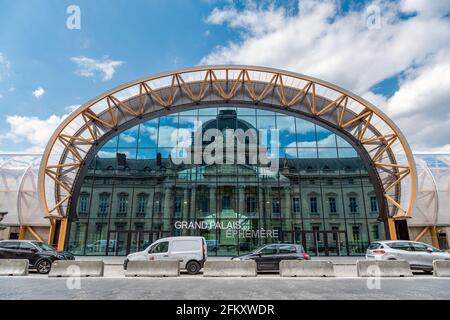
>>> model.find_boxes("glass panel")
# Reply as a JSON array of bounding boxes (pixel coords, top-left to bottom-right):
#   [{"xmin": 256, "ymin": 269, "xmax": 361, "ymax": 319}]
[
  {"xmin": 158, "ymin": 116, "xmax": 178, "ymax": 147},
  {"xmin": 66, "ymin": 106, "xmax": 386, "ymax": 257},
  {"xmin": 316, "ymin": 127, "xmax": 337, "ymax": 147},
  {"xmin": 118, "ymin": 127, "xmax": 139, "ymax": 148},
  {"xmin": 339, "ymin": 148, "xmax": 358, "ymax": 158},
  {"xmin": 139, "ymin": 119, "xmax": 159, "ymax": 147},
  {"xmin": 296, "ymin": 118, "xmax": 316, "ymax": 147}
]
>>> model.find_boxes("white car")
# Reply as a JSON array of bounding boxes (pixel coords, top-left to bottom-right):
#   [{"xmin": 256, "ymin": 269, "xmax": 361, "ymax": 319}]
[
  {"xmin": 123, "ymin": 236, "xmax": 207, "ymax": 274},
  {"xmin": 366, "ymin": 240, "xmax": 450, "ymax": 272}
]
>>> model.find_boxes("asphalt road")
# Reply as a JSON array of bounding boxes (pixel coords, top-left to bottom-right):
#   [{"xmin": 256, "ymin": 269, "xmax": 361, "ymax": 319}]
[{"xmin": 0, "ymin": 277, "xmax": 449, "ymax": 300}]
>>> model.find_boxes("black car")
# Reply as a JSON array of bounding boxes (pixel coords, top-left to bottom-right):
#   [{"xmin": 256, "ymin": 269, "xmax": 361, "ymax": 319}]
[
  {"xmin": 231, "ymin": 243, "xmax": 310, "ymax": 271},
  {"xmin": 0, "ymin": 240, "xmax": 74, "ymax": 274}
]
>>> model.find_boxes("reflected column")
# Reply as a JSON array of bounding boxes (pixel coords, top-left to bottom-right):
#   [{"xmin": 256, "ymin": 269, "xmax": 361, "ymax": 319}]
[
  {"xmin": 209, "ymin": 186, "xmax": 216, "ymax": 216},
  {"xmin": 238, "ymin": 187, "xmax": 245, "ymax": 216},
  {"xmin": 189, "ymin": 186, "xmax": 196, "ymax": 235},
  {"xmin": 163, "ymin": 186, "xmax": 172, "ymax": 231},
  {"xmin": 147, "ymin": 188, "xmax": 154, "ymax": 231},
  {"xmin": 182, "ymin": 187, "xmax": 189, "ymax": 236}
]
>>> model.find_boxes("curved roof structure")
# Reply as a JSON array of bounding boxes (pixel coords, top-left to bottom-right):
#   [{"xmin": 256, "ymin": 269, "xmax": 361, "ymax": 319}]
[
  {"xmin": 38, "ymin": 66, "xmax": 417, "ymax": 221},
  {"xmin": 411, "ymin": 154, "xmax": 450, "ymax": 226},
  {"xmin": 0, "ymin": 154, "xmax": 48, "ymax": 227}
]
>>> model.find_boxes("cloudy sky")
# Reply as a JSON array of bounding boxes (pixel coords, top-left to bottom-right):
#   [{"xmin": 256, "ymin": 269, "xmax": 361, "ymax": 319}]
[{"xmin": 0, "ymin": 0, "xmax": 449, "ymax": 153}]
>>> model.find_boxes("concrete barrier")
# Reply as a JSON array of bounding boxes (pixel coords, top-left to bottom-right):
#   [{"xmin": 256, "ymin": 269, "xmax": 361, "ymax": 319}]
[
  {"xmin": 333, "ymin": 262, "xmax": 357, "ymax": 277},
  {"xmin": 125, "ymin": 260, "xmax": 180, "ymax": 277},
  {"xmin": 280, "ymin": 260, "xmax": 335, "ymax": 277},
  {"xmin": 357, "ymin": 260, "xmax": 412, "ymax": 277},
  {"xmin": 49, "ymin": 261, "xmax": 104, "ymax": 277},
  {"xmin": 0, "ymin": 259, "xmax": 29, "ymax": 276},
  {"xmin": 433, "ymin": 260, "xmax": 450, "ymax": 277},
  {"xmin": 203, "ymin": 260, "xmax": 257, "ymax": 277}
]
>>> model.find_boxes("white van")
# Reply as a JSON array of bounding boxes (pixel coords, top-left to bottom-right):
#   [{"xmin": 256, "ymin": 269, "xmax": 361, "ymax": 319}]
[{"xmin": 123, "ymin": 236, "xmax": 207, "ymax": 274}]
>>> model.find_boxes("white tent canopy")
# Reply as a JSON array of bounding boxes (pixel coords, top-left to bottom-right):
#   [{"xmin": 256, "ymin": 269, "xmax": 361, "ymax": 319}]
[
  {"xmin": 411, "ymin": 154, "xmax": 450, "ymax": 227},
  {"xmin": 0, "ymin": 154, "xmax": 49, "ymax": 227}
]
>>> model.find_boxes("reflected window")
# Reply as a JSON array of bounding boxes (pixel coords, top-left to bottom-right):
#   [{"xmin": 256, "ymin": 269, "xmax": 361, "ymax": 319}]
[
  {"xmin": 292, "ymin": 197, "xmax": 300, "ymax": 214},
  {"xmin": 349, "ymin": 197, "xmax": 358, "ymax": 213},
  {"xmin": 331, "ymin": 226, "xmax": 339, "ymax": 241},
  {"xmin": 136, "ymin": 193, "xmax": 148, "ymax": 217},
  {"xmin": 78, "ymin": 192, "xmax": 90, "ymax": 215},
  {"xmin": 154, "ymin": 192, "xmax": 163, "ymax": 213},
  {"xmin": 312, "ymin": 225, "xmax": 321, "ymax": 241},
  {"xmin": 310, "ymin": 197, "xmax": 318, "ymax": 213},
  {"xmin": 370, "ymin": 196, "xmax": 378, "ymax": 212},
  {"xmin": 372, "ymin": 224, "xmax": 380, "ymax": 240},
  {"xmin": 222, "ymin": 196, "xmax": 231, "ymax": 209},
  {"xmin": 98, "ymin": 193, "xmax": 110, "ymax": 216},
  {"xmin": 328, "ymin": 197, "xmax": 337, "ymax": 213},
  {"xmin": 118, "ymin": 193, "xmax": 129, "ymax": 216},
  {"xmin": 199, "ymin": 197, "xmax": 209, "ymax": 214},
  {"xmin": 352, "ymin": 225, "xmax": 360, "ymax": 241},
  {"xmin": 174, "ymin": 196, "xmax": 182, "ymax": 217},
  {"xmin": 246, "ymin": 196, "xmax": 256, "ymax": 214},
  {"xmin": 272, "ymin": 198, "xmax": 281, "ymax": 216},
  {"xmin": 134, "ymin": 223, "xmax": 144, "ymax": 231}
]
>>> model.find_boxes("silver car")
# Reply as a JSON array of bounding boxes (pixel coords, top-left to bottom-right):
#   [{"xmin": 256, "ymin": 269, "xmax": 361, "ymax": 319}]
[{"xmin": 366, "ymin": 240, "xmax": 450, "ymax": 272}]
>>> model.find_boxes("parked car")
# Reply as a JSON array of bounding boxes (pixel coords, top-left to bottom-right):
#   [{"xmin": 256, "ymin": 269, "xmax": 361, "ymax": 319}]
[
  {"xmin": 365, "ymin": 240, "xmax": 450, "ymax": 272},
  {"xmin": 231, "ymin": 243, "xmax": 310, "ymax": 271},
  {"xmin": 0, "ymin": 240, "xmax": 74, "ymax": 274},
  {"xmin": 123, "ymin": 236, "xmax": 207, "ymax": 274}
]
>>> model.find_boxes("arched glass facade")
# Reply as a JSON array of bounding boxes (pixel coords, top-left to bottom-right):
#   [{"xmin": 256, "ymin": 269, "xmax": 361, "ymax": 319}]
[{"xmin": 66, "ymin": 106, "xmax": 387, "ymax": 256}]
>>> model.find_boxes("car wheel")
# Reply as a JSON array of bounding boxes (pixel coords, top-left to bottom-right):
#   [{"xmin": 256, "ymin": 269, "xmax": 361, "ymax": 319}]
[
  {"xmin": 186, "ymin": 261, "xmax": 201, "ymax": 275},
  {"xmin": 36, "ymin": 259, "xmax": 52, "ymax": 274}
]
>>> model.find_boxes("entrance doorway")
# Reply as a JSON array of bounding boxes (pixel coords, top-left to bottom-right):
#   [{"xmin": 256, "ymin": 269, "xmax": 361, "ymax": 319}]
[
  {"xmin": 292, "ymin": 230, "xmax": 349, "ymax": 256},
  {"xmin": 106, "ymin": 230, "xmax": 171, "ymax": 256}
]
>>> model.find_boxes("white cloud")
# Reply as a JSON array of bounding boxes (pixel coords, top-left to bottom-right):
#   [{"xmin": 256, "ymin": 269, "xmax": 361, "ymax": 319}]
[
  {"xmin": 120, "ymin": 134, "xmax": 136, "ymax": 144},
  {"xmin": 32, "ymin": 87, "xmax": 45, "ymax": 99},
  {"xmin": 0, "ymin": 114, "xmax": 68, "ymax": 152},
  {"xmin": 71, "ymin": 55, "xmax": 125, "ymax": 81},
  {"xmin": 0, "ymin": 52, "xmax": 11, "ymax": 81},
  {"xmin": 365, "ymin": 53, "xmax": 450, "ymax": 152},
  {"xmin": 202, "ymin": 0, "xmax": 450, "ymax": 153}
]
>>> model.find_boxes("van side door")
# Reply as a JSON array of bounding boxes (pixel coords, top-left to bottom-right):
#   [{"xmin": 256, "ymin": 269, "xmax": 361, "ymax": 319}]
[
  {"xmin": 148, "ymin": 241, "xmax": 170, "ymax": 261},
  {"xmin": 169, "ymin": 239, "xmax": 201, "ymax": 267}
]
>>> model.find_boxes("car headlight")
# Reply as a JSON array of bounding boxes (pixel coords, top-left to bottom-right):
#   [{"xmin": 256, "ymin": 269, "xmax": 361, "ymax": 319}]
[
  {"xmin": 232, "ymin": 258, "xmax": 241, "ymax": 261},
  {"xmin": 55, "ymin": 254, "xmax": 65, "ymax": 259}
]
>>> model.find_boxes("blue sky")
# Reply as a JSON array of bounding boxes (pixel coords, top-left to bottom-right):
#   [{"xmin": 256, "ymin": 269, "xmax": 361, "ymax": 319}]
[
  {"xmin": 0, "ymin": 0, "xmax": 449, "ymax": 153},
  {"xmin": 0, "ymin": 0, "xmax": 224, "ymax": 117}
]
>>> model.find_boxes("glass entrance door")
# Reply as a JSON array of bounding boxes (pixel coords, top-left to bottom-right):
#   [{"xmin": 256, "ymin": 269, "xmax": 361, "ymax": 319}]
[
  {"xmin": 301, "ymin": 230, "xmax": 349, "ymax": 256},
  {"xmin": 107, "ymin": 231, "xmax": 129, "ymax": 256},
  {"xmin": 107, "ymin": 231, "xmax": 174, "ymax": 256}
]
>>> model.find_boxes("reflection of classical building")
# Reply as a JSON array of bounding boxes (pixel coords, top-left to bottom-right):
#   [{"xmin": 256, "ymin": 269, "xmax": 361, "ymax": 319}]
[
  {"xmin": 66, "ymin": 108, "xmax": 385, "ymax": 256},
  {"xmin": 1, "ymin": 66, "xmax": 448, "ymax": 256}
]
